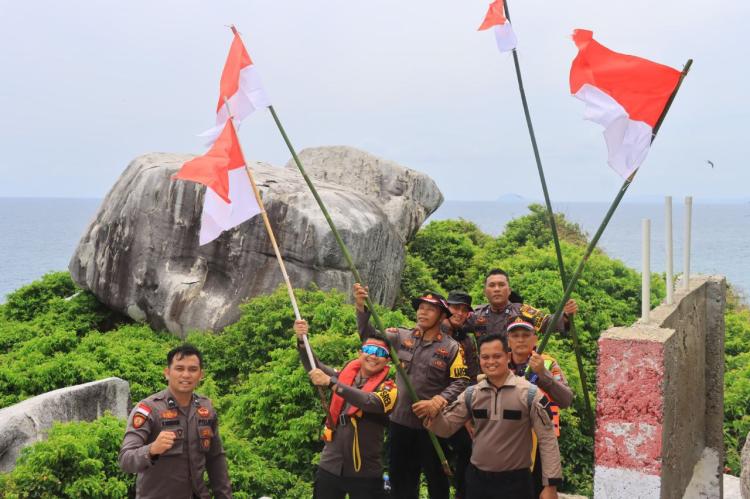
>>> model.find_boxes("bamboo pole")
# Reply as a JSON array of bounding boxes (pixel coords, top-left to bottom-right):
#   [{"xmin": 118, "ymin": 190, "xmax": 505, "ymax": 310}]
[
  {"xmin": 502, "ymin": 0, "xmax": 594, "ymax": 429},
  {"xmin": 266, "ymin": 103, "xmax": 453, "ymax": 476},
  {"xmin": 532, "ymin": 59, "xmax": 693, "ymax": 363},
  {"xmin": 222, "ymin": 96, "xmax": 333, "ymax": 430}
]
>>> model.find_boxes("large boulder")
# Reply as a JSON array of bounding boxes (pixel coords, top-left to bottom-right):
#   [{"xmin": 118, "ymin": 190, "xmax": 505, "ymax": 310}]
[
  {"xmin": 69, "ymin": 146, "xmax": 442, "ymax": 335},
  {"xmin": 0, "ymin": 378, "xmax": 129, "ymax": 473}
]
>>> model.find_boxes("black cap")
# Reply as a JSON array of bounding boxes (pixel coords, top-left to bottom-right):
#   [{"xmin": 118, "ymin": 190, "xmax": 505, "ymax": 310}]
[
  {"xmin": 412, "ymin": 291, "xmax": 452, "ymax": 317},
  {"xmin": 446, "ymin": 290, "xmax": 472, "ymax": 308}
]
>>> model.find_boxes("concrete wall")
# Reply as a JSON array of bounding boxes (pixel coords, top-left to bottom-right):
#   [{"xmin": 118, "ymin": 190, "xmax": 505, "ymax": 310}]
[
  {"xmin": 593, "ymin": 275, "xmax": 726, "ymax": 499},
  {"xmin": 0, "ymin": 377, "xmax": 129, "ymax": 472}
]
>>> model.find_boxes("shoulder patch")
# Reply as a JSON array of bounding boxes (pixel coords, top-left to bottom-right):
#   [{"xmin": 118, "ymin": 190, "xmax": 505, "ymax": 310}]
[
  {"xmin": 449, "ymin": 349, "xmax": 469, "ymax": 380},
  {"xmin": 132, "ymin": 414, "xmax": 147, "ymax": 429},
  {"xmin": 197, "ymin": 407, "xmax": 211, "ymax": 418},
  {"xmin": 374, "ymin": 381, "xmax": 398, "ymax": 413}
]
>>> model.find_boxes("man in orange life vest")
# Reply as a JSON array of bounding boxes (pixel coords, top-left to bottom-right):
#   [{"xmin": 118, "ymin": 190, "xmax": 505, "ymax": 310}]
[
  {"xmin": 294, "ymin": 319, "xmax": 398, "ymax": 499},
  {"xmin": 507, "ymin": 318, "xmax": 573, "ymax": 499}
]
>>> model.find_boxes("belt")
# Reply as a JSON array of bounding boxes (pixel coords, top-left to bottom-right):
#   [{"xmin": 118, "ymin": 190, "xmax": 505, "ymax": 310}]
[{"xmin": 470, "ymin": 464, "xmax": 530, "ymax": 480}]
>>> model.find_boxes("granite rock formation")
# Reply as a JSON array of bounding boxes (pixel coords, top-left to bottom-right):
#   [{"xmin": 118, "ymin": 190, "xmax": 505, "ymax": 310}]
[
  {"xmin": 0, "ymin": 378, "xmax": 129, "ymax": 473},
  {"xmin": 69, "ymin": 146, "xmax": 442, "ymax": 335}
]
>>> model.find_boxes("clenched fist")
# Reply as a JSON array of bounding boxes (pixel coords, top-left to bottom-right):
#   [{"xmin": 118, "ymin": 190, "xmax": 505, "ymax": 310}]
[{"xmin": 148, "ymin": 431, "xmax": 176, "ymax": 456}]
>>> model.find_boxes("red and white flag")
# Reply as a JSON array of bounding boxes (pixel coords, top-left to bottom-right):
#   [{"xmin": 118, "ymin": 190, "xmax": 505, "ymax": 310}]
[
  {"xmin": 570, "ymin": 30, "xmax": 681, "ymax": 178},
  {"xmin": 175, "ymin": 120, "xmax": 260, "ymax": 245},
  {"xmin": 478, "ymin": 0, "xmax": 517, "ymax": 53},
  {"xmin": 199, "ymin": 31, "xmax": 271, "ymax": 145}
]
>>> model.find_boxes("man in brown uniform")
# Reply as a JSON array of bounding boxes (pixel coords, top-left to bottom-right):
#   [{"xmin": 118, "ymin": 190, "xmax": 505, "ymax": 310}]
[
  {"xmin": 118, "ymin": 345, "xmax": 232, "ymax": 499},
  {"xmin": 441, "ymin": 290, "xmax": 476, "ymax": 499},
  {"xmin": 425, "ymin": 333, "xmax": 562, "ymax": 499},
  {"xmin": 294, "ymin": 319, "xmax": 397, "ymax": 499},
  {"xmin": 466, "ymin": 268, "xmax": 578, "ymax": 340},
  {"xmin": 354, "ymin": 284, "xmax": 469, "ymax": 499}
]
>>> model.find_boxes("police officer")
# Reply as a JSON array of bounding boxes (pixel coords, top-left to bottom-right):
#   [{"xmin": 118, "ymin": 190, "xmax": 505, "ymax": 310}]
[
  {"xmin": 294, "ymin": 319, "xmax": 397, "ymax": 499},
  {"xmin": 441, "ymin": 290, "xmax": 476, "ymax": 499},
  {"xmin": 507, "ymin": 319, "xmax": 572, "ymax": 498},
  {"xmin": 118, "ymin": 344, "xmax": 232, "ymax": 498},
  {"xmin": 425, "ymin": 333, "xmax": 563, "ymax": 499},
  {"xmin": 466, "ymin": 269, "xmax": 578, "ymax": 339},
  {"xmin": 354, "ymin": 284, "xmax": 469, "ymax": 499}
]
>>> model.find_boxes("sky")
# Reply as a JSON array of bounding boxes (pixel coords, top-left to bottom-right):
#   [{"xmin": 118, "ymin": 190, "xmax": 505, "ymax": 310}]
[{"xmin": 0, "ymin": 0, "xmax": 747, "ymax": 202}]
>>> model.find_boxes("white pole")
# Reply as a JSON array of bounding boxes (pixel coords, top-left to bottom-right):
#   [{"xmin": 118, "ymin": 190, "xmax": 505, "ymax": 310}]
[
  {"xmin": 642, "ymin": 218, "xmax": 651, "ymax": 322},
  {"xmin": 683, "ymin": 196, "xmax": 692, "ymax": 290},
  {"xmin": 665, "ymin": 196, "xmax": 674, "ymax": 305}
]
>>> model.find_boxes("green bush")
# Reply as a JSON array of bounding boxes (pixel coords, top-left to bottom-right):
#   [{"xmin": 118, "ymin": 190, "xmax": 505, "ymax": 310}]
[
  {"xmin": 0, "ymin": 415, "xmax": 133, "ymax": 498},
  {"xmin": 3, "ymin": 272, "xmax": 79, "ymax": 322}
]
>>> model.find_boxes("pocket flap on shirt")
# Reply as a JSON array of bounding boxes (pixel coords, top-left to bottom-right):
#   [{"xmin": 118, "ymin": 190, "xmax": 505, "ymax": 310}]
[
  {"xmin": 503, "ymin": 409, "xmax": 522, "ymax": 420},
  {"xmin": 472, "ymin": 409, "xmax": 488, "ymax": 419}
]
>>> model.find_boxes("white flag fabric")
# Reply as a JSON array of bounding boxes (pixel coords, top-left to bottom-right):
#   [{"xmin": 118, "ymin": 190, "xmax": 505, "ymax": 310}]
[{"xmin": 199, "ymin": 32, "xmax": 271, "ymax": 145}]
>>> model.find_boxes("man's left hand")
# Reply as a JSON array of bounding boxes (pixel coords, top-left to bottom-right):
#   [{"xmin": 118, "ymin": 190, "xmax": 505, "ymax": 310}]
[
  {"xmin": 529, "ymin": 352, "xmax": 547, "ymax": 375},
  {"xmin": 563, "ymin": 299, "xmax": 578, "ymax": 316},
  {"xmin": 540, "ymin": 485, "xmax": 558, "ymax": 499}
]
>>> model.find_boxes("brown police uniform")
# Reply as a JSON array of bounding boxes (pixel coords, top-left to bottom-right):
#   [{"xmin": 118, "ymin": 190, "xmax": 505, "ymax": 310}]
[
  {"xmin": 297, "ymin": 342, "xmax": 397, "ymax": 479},
  {"xmin": 118, "ymin": 389, "xmax": 232, "ymax": 499},
  {"xmin": 427, "ymin": 374, "xmax": 563, "ymax": 498},
  {"xmin": 442, "ymin": 320, "xmax": 479, "ymax": 383},
  {"xmin": 466, "ymin": 302, "xmax": 569, "ymax": 339}
]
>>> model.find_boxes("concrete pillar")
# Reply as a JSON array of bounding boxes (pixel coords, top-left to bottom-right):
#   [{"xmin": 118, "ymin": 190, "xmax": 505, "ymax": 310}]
[{"xmin": 593, "ymin": 275, "xmax": 726, "ymax": 498}]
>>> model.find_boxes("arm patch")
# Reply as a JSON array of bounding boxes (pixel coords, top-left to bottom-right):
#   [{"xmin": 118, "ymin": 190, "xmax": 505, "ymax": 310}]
[
  {"xmin": 374, "ymin": 381, "xmax": 397, "ymax": 413},
  {"xmin": 449, "ymin": 348, "xmax": 469, "ymax": 380}
]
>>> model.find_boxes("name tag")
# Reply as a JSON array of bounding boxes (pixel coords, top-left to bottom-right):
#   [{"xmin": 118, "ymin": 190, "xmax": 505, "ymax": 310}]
[
  {"xmin": 472, "ymin": 409, "xmax": 488, "ymax": 419},
  {"xmin": 503, "ymin": 409, "xmax": 522, "ymax": 420}
]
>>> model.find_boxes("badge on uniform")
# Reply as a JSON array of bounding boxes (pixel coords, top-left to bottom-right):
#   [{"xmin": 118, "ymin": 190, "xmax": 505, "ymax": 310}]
[
  {"xmin": 200, "ymin": 427, "xmax": 214, "ymax": 438},
  {"xmin": 201, "ymin": 438, "xmax": 211, "ymax": 450},
  {"xmin": 133, "ymin": 414, "xmax": 146, "ymax": 429},
  {"xmin": 402, "ymin": 339, "xmax": 414, "ymax": 349},
  {"xmin": 476, "ymin": 316, "xmax": 488, "ymax": 325},
  {"xmin": 432, "ymin": 359, "xmax": 446, "ymax": 369},
  {"xmin": 435, "ymin": 347, "xmax": 449, "ymax": 357},
  {"xmin": 197, "ymin": 407, "xmax": 210, "ymax": 418},
  {"xmin": 132, "ymin": 403, "xmax": 152, "ymax": 429},
  {"xmin": 160, "ymin": 409, "xmax": 178, "ymax": 419}
]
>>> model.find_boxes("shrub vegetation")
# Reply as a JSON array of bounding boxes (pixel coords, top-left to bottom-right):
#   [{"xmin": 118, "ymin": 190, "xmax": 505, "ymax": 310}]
[{"xmin": 0, "ymin": 204, "xmax": 746, "ymax": 497}]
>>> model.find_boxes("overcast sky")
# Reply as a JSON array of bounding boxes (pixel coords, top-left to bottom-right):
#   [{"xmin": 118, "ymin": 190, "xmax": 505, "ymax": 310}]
[{"xmin": 0, "ymin": 0, "xmax": 746, "ymax": 202}]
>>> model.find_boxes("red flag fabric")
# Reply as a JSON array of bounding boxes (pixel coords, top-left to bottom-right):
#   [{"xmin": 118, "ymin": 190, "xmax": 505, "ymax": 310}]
[
  {"xmin": 478, "ymin": 0, "xmax": 517, "ymax": 53},
  {"xmin": 199, "ymin": 31, "xmax": 271, "ymax": 145},
  {"xmin": 569, "ymin": 30, "xmax": 681, "ymax": 178},
  {"xmin": 174, "ymin": 121, "xmax": 261, "ymax": 245},
  {"xmin": 174, "ymin": 121, "xmax": 243, "ymax": 203}
]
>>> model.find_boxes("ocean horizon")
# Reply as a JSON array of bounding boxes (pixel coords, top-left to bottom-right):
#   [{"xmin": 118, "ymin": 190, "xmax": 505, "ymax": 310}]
[{"xmin": 1, "ymin": 197, "xmax": 748, "ymax": 302}]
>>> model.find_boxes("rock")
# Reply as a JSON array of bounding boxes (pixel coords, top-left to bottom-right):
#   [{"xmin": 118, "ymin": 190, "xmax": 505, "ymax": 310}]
[
  {"xmin": 0, "ymin": 378, "xmax": 129, "ymax": 473},
  {"xmin": 742, "ymin": 432, "xmax": 750, "ymax": 498},
  {"xmin": 69, "ymin": 147, "xmax": 442, "ymax": 335}
]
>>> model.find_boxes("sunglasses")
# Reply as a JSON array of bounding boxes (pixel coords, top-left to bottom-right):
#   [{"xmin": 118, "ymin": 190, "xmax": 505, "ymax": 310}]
[{"xmin": 361, "ymin": 344, "xmax": 390, "ymax": 358}]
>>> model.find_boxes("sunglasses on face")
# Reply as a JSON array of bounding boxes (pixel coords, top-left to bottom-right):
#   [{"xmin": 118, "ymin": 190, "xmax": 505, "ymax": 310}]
[{"xmin": 361, "ymin": 344, "xmax": 390, "ymax": 358}]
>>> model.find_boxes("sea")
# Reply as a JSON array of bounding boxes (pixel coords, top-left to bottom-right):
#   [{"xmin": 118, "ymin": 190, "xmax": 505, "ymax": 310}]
[{"xmin": 0, "ymin": 197, "xmax": 748, "ymax": 302}]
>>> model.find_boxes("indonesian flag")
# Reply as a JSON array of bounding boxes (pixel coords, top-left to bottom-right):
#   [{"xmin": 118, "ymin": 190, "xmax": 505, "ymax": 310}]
[
  {"xmin": 174, "ymin": 120, "xmax": 261, "ymax": 245},
  {"xmin": 478, "ymin": 0, "xmax": 517, "ymax": 53},
  {"xmin": 570, "ymin": 30, "xmax": 681, "ymax": 178},
  {"xmin": 199, "ymin": 31, "xmax": 271, "ymax": 145}
]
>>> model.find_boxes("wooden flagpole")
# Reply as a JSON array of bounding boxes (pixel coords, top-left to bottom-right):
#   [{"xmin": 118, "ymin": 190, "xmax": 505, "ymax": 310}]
[
  {"xmin": 222, "ymin": 96, "xmax": 334, "ymax": 430},
  {"xmin": 502, "ymin": 0, "xmax": 594, "ymax": 430}
]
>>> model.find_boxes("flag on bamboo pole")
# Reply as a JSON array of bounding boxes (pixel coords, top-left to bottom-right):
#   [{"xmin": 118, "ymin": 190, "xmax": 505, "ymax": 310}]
[
  {"xmin": 478, "ymin": 0, "xmax": 517, "ymax": 53},
  {"xmin": 174, "ymin": 120, "xmax": 260, "ymax": 245},
  {"xmin": 199, "ymin": 31, "xmax": 271, "ymax": 145},
  {"xmin": 570, "ymin": 29, "xmax": 682, "ymax": 178}
]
